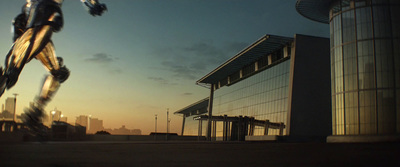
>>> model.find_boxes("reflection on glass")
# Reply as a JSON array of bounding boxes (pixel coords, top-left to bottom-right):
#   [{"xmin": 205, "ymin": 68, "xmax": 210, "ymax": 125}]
[
  {"xmin": 343, "ymin": 43, "xmax": 357, "ymax": 91},
  {"xmin": 359, "ymin": 90, "xmax": 376, "ymax": 134},
  {"xmin": 358, "ymin": 41, "xmax": 374, "ymax": 89},
  {"xmin": 342, "ymin": 11, "xmax": 355, "ymax": 43},
  {"xmin": 213, "ymin": 60, "xmax": 290, "ymax": 136},
  {"xmin": 329, "ymin": 0, "xmax": 399, "ymax": 135},
  {"xmin": 356, "ymin": 8, "xmax": 373, "ymax": 40},
  {"xmin": 373, "ymin": 6, "xmax": 392, "ymax": 38},
  {"xmin": 377, "ymin": 90, "xmax": 396, "ymax": 134},
  {"xmin": 392, "ymin": 5, "xmax": 400, "ymax": 38},
  {"xmin": 183, "ymin": 114, "xmax": 207, "ymax": 136}
]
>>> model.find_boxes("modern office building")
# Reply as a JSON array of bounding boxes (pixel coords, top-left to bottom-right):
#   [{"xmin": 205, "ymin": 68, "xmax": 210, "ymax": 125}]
[
  {"xmin": 176, "ymin": 34, "xmax": 331, "ymax": 140},
  {"xmin": 296, "ymin": 0, "xmax": 400, "ymax": 135}
]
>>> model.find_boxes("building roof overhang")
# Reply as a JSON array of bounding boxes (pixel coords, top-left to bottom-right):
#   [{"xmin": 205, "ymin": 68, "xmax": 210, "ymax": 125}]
[
  {"xmin": 196, "ymin": 35, "xmax": 293, "ymax": 85},
  {"xmin": 174, "ymin": 98, "xmax": 209, "ymax": 115},
  {"xmin": 295, "ymin": 0, "xmax": 333, "ymax": 24}
]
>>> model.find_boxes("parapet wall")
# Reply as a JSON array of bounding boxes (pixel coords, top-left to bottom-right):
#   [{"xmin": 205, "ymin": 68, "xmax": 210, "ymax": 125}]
[{"xmin": 86, "ymin": 134, "xmax": 206, "ymax": 141}]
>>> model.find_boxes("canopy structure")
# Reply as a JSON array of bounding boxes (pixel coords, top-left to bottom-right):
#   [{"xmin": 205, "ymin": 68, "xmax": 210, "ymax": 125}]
[
  {"xmin": 295, "ymin": 0, "xmax": 333, "ymax": 24},
  {"xmin": 197, "ymin": 35, "xmax": 293, "ymax": 85},
  {"xmin": 174, "ymin": 98, "xmax": 209, "ymax": 116}
]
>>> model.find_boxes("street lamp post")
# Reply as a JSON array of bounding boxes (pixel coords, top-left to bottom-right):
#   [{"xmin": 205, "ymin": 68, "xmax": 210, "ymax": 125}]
[
  {"xmin": 167, "ymin": 109, "xmax": 169, "ymax": 134},
  {"xmin": 154, "ymin": 114, "xmax": 157, "ymax": 141},
  {"xmin": 155, "ymin": 114, "xmax": 157, "ymax": 133},
  {"xmin": 166, "ymin": 108, "xmax": 169, "ymax": 141}
]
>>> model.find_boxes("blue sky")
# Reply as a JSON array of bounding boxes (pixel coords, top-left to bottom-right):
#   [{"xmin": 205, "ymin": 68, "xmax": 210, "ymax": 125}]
[{"xmin": 0, "ymin": 0, "xmax": 328, "ymax": 134}]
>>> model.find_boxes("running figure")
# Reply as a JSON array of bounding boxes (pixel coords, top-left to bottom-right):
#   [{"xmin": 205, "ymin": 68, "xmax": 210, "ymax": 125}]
[{"xmin": 0, "ymin": 0, "xmax": 107, "ymax": 132}]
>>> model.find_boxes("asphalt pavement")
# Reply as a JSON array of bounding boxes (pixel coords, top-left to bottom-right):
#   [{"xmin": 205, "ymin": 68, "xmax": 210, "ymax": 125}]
[{"xmin": 1, "ymin": 141, "xmax": 399, "ymax": 167}]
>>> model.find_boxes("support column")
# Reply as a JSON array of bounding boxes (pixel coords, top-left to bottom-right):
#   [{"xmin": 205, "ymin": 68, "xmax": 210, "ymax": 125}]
[
  {"xmin": 243, "ymin": 117, "xmax": 249, "ymax": 139},
  {"xmin": 181, "ymin": 116, "xmax": 186, "ymax": 136},
  {"xmin": 279, "ymin": 122, "xmax": 285, "ymax": 136},
  {"xmin": 238, "ymin": 116, "xmax": 243, "ymax": 141},
  {"xmin": 264, "ymin": 120, "xmax": 270, "ymax": 135},
  {"xmin": 206, "ymin": 84, "xmax": 214, "ymax": 141},
  {"xmin": 223, "ymin": 115, "xmax": 227, "ymax": 141},
  {"xmin": 227, "ymin": 122, "xmax": 231, "ymax": 141},
  {"xmin": 12, "ymin": 122, "xmax": 17, "ymax": 132},
  {"xmin": 212, "ymin": 121, "xmax": 217, "ymax": 141},
  {"xmin": 5, "ymin": 123, "xmax": 11, "ymax": 132},
  {"xmin": 249, "ymin": 117, "xmax": 255, "ymax": 136},
  {"xmin": 198, "ymin": 120, "xmax": 203, "ymax": 141}
]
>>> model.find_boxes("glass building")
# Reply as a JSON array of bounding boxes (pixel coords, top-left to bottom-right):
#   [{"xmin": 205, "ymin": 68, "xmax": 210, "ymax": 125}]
[
  {"xmin": 174, "ymin": 98, "xmax": 209, "ymax": 136},
  {"xmin": 176, "ymin": 34, "xmax": 332, "ymax": 140},
  {"xmin": 296, "ymin": 0, "xmax": 400, "ymax": 135}
]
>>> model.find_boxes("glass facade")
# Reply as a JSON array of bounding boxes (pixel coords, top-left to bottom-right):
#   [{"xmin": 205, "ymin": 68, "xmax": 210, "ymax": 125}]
[
  {"xmin": 330, "ymin": 0, "xmax": 400, "ymax": 135},
  {"xmin": 212, "ymin": 60, "xmax": 290, "ymax": 136},
  {"xmin": 183, "ymin": 114, "xmax": 207, "ymax": 136}
]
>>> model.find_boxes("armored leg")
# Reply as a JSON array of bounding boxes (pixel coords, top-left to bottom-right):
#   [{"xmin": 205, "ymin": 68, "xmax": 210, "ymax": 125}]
[
  {"xmin": 34, "ymin": 41, "xmax": 69, "ymax": 108},
  {"xmin": 18, "ymin": 39, "xmax": 69, "ymax": 133},
  {"xmin": 33, "ymin": 67, "xmax": 70, "ymax": 110},
  {"xmin": 23, "ymin": 41, "xmax": 69, "ymax": 127},
  {"xmin": 0, "ymin": 25, "xmax": 53, "ymax": 97},
  {"xmin": 0, "ymin": 7, "xmax": 62, "ymax": 97}
]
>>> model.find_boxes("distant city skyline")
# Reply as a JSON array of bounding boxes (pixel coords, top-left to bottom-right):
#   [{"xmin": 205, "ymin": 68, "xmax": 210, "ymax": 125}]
[
  {"xmin": 104, "ymin": 125, "xmax": 142, "ymax": 135},
  {"xmin": 1, "ymin": 98, "xmax": 142, "ymax": 134}
]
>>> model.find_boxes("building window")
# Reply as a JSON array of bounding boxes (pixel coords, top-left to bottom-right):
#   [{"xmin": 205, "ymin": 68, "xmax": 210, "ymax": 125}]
[
  {"xmin": 373, "ymin": 6, "xmax": 392, "ymax": 38},
  {"xmin": 357, "ymin": 40, "xmax": 375, "ymax": 89},
  {"xmin": 242, "ymin": 63, "xmax": 255, "ymax": 77},
  {"xmin": 329, "ymin": 0, "xmax": 399, "ymax": 135},
  {"xmin": 342, "ymin": 11, "xmax": 356, "ymax": 43},
  {"xmin": 257, "ymin": 55, "xmax": 268, "ymax": 69},
  {"xmin": 229, "ymin": 70, "xmax": 241, "ymax": 83},
  {"xmin": 219, "ymin": 77, "xmax": 229, "ymax": 88},
  {"xmin": 356, "ymin": 7, "xmax": 373, "ymax": 40},
  {"xmin": 212, "ymin": 60, "xmax": 290, "ymax": 136}
]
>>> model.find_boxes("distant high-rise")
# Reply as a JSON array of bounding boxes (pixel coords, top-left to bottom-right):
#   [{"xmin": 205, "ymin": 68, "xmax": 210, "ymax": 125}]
[
  {"xmin": 88, "ymin": 117, "xmax": 104, "ymax": 134},
  {"xmin": 75, "ymin": 115, "xmax": 88, "ymax": 128},
  {"xmin": 60, "ymin": 116, "xmax": 67, "ymax": 123},
  {"xmin": 50, "ymin": 109, "xmax": 62, "ymax": 123},
  {"xmin": 2, "ymin": 97, "xmax": 16, "ymax": 120}
]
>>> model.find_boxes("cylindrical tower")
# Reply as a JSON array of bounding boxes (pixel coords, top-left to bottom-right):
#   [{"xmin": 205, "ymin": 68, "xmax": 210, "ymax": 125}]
[{"xmin": 296, "ymin": 0, "xmax": 400, "ymax": 135}]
